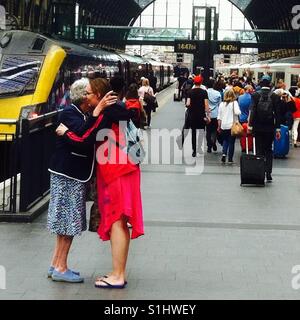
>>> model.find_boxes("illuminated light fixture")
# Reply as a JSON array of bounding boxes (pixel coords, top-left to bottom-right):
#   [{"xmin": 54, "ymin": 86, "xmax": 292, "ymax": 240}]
[{"xmin": 138, "ymin": 65, "xmax": 142, "ymax": 70}]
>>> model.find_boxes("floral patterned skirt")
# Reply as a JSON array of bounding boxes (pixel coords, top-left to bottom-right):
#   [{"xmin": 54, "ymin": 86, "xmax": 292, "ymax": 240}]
[{"xmin": 47, "ymin": 173, "xmax": 87, "ymax": 236}]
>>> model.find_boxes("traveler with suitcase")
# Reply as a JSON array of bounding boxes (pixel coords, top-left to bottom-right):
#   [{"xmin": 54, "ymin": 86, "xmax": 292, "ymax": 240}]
[{"xmin": 248, "ymin": 75, "xmax": 281, "ymax": 182}]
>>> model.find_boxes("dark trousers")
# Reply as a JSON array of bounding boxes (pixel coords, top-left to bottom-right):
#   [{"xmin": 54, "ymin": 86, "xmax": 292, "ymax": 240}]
[
  {"xmin": 145, "ymin": 107, "xmax": 152, "ymax": 126},
  {"xmin": 255, "ymin": 132, "xmax": 274, "ymax": 175},
  {"xmin": 179, "ymin": 128, "xmax": 205, "ymax": 153},
  {"xmin": 206, "ymin": 118, "xmax": 218, "ymax": 149}
]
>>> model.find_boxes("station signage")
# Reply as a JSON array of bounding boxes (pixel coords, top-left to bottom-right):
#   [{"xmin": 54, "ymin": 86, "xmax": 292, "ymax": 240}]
[
  {"xmin": 174, "ymin": 40, "xmax": 199, "ymax": 53},
  {"xmin": 217, "ymin": 41, "xmax": 241, "ymax": 54}
]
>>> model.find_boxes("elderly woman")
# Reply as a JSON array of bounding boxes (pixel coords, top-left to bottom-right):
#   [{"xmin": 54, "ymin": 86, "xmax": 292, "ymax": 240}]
[
  {"xmin": 47, "ymin": 78, "xmax": 117, "ymax": 283},
  {"xmin": 56, "ymin": 78, "xmax": 144, "ymax": 289}
]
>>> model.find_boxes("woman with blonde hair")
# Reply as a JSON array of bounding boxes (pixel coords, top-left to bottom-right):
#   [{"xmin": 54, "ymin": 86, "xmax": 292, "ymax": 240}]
[
  {"xmin": 138, "ymin": 78, "xmax": 155, "ymax": 128},
  {"xmin": 217, "ymin": 89, "xmax": 241, "ymax": 164}
]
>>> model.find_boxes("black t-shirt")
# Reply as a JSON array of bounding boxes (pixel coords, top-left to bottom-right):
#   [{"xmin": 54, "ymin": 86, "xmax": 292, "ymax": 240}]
[{"xmin": 188, "ymin": 88, "xmax": 208, "ymax": 129}]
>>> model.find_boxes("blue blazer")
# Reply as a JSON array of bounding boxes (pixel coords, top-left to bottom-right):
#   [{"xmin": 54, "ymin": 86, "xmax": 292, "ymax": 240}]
[{"xmin": 49, "ymin": 104, "xmax": 96, "ymax": 182}]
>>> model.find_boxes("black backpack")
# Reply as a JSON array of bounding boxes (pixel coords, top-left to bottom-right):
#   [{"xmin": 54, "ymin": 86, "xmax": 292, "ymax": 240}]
[
  {"xmin": 256, "ymin": 91, "xmax": 274, "ymax": 123},
  {"xmin": 144, "ymin": 89, "xmax": 156, "ymax": 107}
]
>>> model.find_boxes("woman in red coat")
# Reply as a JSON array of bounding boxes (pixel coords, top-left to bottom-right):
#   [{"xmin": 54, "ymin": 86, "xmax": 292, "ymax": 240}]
[{"xmin": 56, "ymin": 78, "xmax": 144, "ymax": 289}]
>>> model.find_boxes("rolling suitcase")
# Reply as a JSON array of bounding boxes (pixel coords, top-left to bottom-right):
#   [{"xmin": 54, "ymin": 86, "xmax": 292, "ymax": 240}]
[
  {"xmin": 173, "ymin": 88, "xmax": 180, "ymax": 101},
  {"xmin": 240, "ymin": 137, "xmax": 265, "ymax": 187},
  {"xmin": 273, "ymin": 125, "xmax": 289, "ymax": 158}
]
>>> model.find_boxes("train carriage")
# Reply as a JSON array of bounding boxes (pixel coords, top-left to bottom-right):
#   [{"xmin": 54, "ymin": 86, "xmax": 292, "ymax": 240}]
[{"xmin": 0, "ymin": 30, "xmax": 174, "ymax": 137}]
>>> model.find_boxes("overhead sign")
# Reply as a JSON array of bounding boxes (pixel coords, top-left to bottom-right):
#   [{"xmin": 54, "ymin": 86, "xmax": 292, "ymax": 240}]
[
  {"xmin": 174, "ymin": 40, "xmax": 199, "ymax": 53},
  {"xmin": 217, "ymin": 41, "xmax": 241, "ymax": 54}
]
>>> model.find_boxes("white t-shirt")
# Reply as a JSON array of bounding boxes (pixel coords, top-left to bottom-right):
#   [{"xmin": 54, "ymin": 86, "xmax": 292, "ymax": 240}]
[{"xmin": 217, "ymin": 101, "xmax": 241, "ymax": 130}]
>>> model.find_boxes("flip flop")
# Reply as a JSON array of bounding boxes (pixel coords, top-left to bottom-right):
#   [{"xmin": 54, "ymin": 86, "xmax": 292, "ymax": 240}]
[
  {"xmin": 95, "ymin": 279, "xmax": 126, "ymax": 289},
  {"xmin": 96, "ymin": 275, "xmax": 127, "ymax": 285}
]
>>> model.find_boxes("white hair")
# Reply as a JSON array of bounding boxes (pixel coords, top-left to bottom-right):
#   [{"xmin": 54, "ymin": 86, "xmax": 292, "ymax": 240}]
[{"xmin": 70, "ymin": 78, "xmax": 89, "ymax": 103}]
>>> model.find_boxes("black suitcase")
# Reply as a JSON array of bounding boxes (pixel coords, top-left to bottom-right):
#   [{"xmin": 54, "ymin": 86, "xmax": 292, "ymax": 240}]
[{"xmin": 240, "ymin": 137, "xmax": 265, "ymax": 186}]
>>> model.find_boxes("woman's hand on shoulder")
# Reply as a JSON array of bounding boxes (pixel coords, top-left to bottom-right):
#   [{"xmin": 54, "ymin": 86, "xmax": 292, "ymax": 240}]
[
  {"xmin": 93, "ymin": 91, "xmax": 118, "ymax": 117},
  {"xmin": 56, "ymin": 123, "xmax": 69, "ymax": 136}
]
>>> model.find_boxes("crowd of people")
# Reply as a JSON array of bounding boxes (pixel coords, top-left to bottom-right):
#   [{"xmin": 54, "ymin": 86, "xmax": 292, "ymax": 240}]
[
  {"xmin": 45, "ymin": 70, "xmax": 300, "ymax": 288},
  {"xmin": 177, "ymin": 72, "xmax": 300, "ymax": 182}
]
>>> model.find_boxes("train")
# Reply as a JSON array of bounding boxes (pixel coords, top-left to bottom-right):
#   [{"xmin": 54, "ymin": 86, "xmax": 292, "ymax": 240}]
[
  {"xmin": 0, "ymin": 30, "xmax": 175, "ymax": 137},
  {"xmin": 216, "ymin": 56, "xmax": 300, "ymax": 89}
]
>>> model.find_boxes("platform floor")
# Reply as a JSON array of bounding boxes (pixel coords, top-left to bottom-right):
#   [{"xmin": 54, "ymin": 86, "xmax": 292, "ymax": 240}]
[{"xmin": 1, "ymin": 85, "xmax": 300, "ymax": 300}]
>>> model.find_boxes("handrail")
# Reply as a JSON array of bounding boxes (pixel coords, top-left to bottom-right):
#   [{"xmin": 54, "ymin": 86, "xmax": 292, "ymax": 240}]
[{"xmin": 0, "ymin": 119, "xmax": 18, "ymax": 125}]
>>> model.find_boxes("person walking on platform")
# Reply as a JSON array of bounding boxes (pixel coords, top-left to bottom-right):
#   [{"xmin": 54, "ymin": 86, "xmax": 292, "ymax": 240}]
[
  {"xmin": 238, "ymin": 85, "xmax": 253, "ymax": 124},
  {"xmin": 217, "ymin": 89, "xmax": 241, "ymax": 164},
  {"xmin": 138, "ymin": 78, "xmax": 155, "ymax": 129},
  {"xmin": 148, "ymin": 71, "xmax": 158, "ymax": 94},
  {"xmin": 248, "ymin": 75, "xmax": 281, "ymax": 182},
  {"xmin": 186, "ymin": 75, "xmax": 210, "ymax": 157},
  {"xmin": 206, "ymin": 79, "xmax": 221, "ymax": 153},
  {"xmin": 47, "ymin": 78, "xmax": 117, "ymax": 283},
  {"xmin": 56, "ymin": 78, "xmax": 144, "ymax": 289},
  {"xmin": 177, "ymin": 73, "xmax": 187, "ymax": 101},
  {"xmin": 124, "ymin": 83, "xmax": 145, "ymax": 129}
]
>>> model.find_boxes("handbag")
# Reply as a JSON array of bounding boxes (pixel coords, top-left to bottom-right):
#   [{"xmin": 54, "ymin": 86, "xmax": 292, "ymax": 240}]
[
  {"xmin": 87, "ymin": 176, "xmax": 100, "ymax": 232},
  {"xmin": 231, "ymin": 102, "xmax": 244, "ymax": 137},
  {"xmin": 231, "ymin": 121, "xmax": 244, "ymax": 137},
  {"xmin": 88, "ymin": 202, "xmax": 100, "ymax": 232}
]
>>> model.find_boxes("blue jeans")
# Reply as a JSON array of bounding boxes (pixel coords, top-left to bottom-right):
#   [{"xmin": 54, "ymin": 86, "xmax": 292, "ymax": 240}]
[{"xmin": 222, "ymin": 129, "xmax": 236, "ymax": 161}]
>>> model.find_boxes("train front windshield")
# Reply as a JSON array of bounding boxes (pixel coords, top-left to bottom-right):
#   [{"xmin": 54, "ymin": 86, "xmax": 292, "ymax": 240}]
[{"xmin": 0, "ymin": 55, "xmax": 43, "ymax": 97}]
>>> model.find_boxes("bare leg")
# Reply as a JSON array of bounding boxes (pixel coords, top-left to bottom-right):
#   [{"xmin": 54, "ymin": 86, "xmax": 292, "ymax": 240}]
[
  {"xmin": 50, "ymin": 235, "xmax": 63, "ymax": 268},
  {"xmin": 56, "ymin": 235, "xmax": 73, "ymax": 273},
  {"xmin": 95, "ymin": 218, "xmax": 129, "ymax": 286}
]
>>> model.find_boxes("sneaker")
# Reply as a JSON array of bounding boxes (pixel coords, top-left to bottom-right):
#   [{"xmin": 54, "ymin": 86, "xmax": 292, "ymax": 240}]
[
  {"xmin": 221, "ymin": 155, "xmax": 226, "ymax": 163},
  {"xmin": 47, "ymin": 266, "xmax": 80, "ymax": 278},
  {"xmin": 192, "ymin": 151, "xmax": 196, "ymax": 158},
  {"xmin": 213, "ymin": 144, "xmax": 217, "ymax": 152},
  {"xmin": 52, "ymin": 269, "xmax": 84, "ymax": 283},
  {"xmin": 228, "ymin": 160, "xmax": 234, "ymax": 165},
  {"xmin": 266, "ymin": 174, "xmax": 273, "ymax": 182},
  {"xmin": 294, "ymin": 144, "xmax": 298, "ymax": 148},
  {"xmin": 207, "ymin": 148, "xmax": 212, "ymax": 153}
]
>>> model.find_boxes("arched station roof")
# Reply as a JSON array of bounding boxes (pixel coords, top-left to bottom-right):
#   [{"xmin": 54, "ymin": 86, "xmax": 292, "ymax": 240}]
[{"xmin": 77, "ymin": 0, "xmax": 299, "ymax": 30}]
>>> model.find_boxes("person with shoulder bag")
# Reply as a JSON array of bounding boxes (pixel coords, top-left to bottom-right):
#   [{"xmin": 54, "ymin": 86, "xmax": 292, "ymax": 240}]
[
  {"xmin": 217, "ymin": 89, "xmax": 241, "ymax": 164},
  {"xmin": 138, "ymin": 78, "xmax": 155, "ymax": 128}
]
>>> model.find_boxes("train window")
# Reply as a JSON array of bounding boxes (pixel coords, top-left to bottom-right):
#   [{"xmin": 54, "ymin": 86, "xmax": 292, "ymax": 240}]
[
  {"xmin": 291, "ymin": 74, "xmax": 299, "ymax": 87},
  {"xmin": 275, "ymin": 72, "xmax": 285, "ymax": 82},
  {"xmin": 0, "ymin": 55, "xmax": 43, "ymax": 96},
  {"xmin": 31, "ymin": 38, "xmax": 46, "ymax": 51}
]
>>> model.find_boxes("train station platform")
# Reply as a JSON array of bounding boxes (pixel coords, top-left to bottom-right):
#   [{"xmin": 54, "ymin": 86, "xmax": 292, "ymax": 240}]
[{"xmin": 1, "ymin": 85, "xmax": 300, "ymax": 300}]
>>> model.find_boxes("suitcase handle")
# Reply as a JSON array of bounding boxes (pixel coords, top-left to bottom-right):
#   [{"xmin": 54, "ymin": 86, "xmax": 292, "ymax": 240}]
[{"xmin": 246, "ymin": 136, "xmax": 256, "ymax": 155}]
